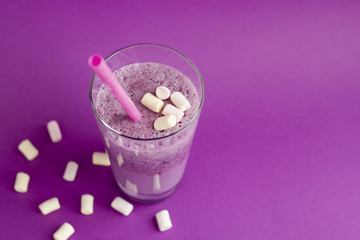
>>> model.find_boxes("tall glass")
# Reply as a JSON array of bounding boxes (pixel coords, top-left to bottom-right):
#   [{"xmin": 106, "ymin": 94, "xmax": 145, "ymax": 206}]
[{"xmin": 89, "ymin": 43, "xmax": 204, "ymax": 202}]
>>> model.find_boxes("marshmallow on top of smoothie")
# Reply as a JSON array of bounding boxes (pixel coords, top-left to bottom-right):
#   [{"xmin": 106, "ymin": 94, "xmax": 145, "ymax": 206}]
[{"xmin": 141, "ymin": 85, "xmax": 191, "ymax": 131}]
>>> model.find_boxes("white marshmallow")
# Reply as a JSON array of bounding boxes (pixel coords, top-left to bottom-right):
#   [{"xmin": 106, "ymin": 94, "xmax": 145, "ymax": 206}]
[
  {"xmin": 14, "ymin": 172, "xmax": 30, "ymax": 193},
  {"xmin": 47, "ymin": 120, "xmax": 62, "ymax": 143},
  {"xmin": 38, "ymin": 197, "xmax": 61, "ymax": 215},
  {"xmin": 63, "ymin": 161, "xmax": 79, "ymax": 182},
  {"xmin": 126, "ymin": 180, "xmax": 138, "ymax": 194},
  {"xmin": 92, "ymin": 152, "xmax": 110, "ymax": 166},
  {"xmin": 154, "ymin": 115, "xmax": 176, "ymax": 131},
  {"xmin": 156, "ymin": 86, "xmax": 171, "ymax": 100},
  {"xmin": 170, "ymin": 92, "xmax": 191, "ymax": 111},
  {"xmin": 155, "ymin": 209, "xmax": 172, "ymax": 232},
  {"xmin": 81, "ymin": 194, "xmax": 94, "ymax": 215},
  {"xmin": 111, "ymin": 196, "xmax": 134, "ymax": 216},
  {"xmin": 153, "ymin": 174, "xmax": 161, "ymax": 192},
  {"xmin": 18, "ymin": 139, "xmax": 39, "ymax": 161},
  {"xmin": 141, "ymin": 93, "xmax": 164, "ymax": 113},
  {"xmin": 162, "ymin": 104, "xmax": 184, "ymax": 122},
  {"xmin": 117, "ymin": 154, "xmax": 124, "ymax": 167},
  {"xmin": 53, "ymin": 222, "xmax": 75, "ymax": 240}
]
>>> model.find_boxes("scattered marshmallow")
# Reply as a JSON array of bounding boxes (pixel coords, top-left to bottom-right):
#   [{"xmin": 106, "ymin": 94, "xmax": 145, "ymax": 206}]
[
  {"xmin": 170, "ymin": 92, "xmax": 191, "ymax": 111},
  {"xmin": 111, "ymin": 196, "xmax": 133, "ymax": 216},
  {"xmin": 141, "ymin": 93, "xmax": 164, "ymax": 113},
  {"xmin": 81, "ymin": 194, "xmax": 94, "ymax": 215},
  {"xmin": 117, "ymin": 154, "xmax": 124, "ymax": 167},
  {"xmin": 154, "ymin": 115, "xmax": 176, "ymax": 131},
  {"xmin": 53, "ymin": 222, "xmax": 75, "ymax": 240},
  {"xmin": 126, "ymin": 180, "xmax": 138, "ymax": 195},
  {"xmin": 156, "ymin": 86, "xmax": 171, "ymax": 100},
  {"xmin": 155, "ymin": 210, "xmax": 172, "ymax": 232},
  {"xmin": 162, "ymin": 104, "xmax": 184, "ymax": 122},
  {"xmin": 63, "ymin": 161, "xmax": 79, "ymax": 182},
  {"xmin": 14, "ymin": 172, "xmax": 30, "ymax": 193},
  {"xmin": 47, "ymin": 120, "xmax": 62, "ymax": 143},
  {"xmin": 92, "ymin": 152, "xmax": 110, "ymax": 166},
  {"xmin": 18, "ymin": 139, "xmax": 39, "ymax": 161},
  {"xmin": 38, "ymin": 197, "xmax": 61, "ymax": 215},
  {"xmin": 153, "ymin": 174, "xmax": 161, "ymax": 192}
]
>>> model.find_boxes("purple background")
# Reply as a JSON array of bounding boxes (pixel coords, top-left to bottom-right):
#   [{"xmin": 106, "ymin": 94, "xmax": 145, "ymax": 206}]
[{"xmin": 1, "ymin": 0, "xmax": 360, "ymax": 239}]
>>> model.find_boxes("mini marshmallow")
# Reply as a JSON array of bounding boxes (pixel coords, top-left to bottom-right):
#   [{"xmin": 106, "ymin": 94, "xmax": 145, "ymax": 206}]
[
  {"xmin": 141, "ymin": 93, "xmax": 164, "ymax": 113},
  {"xmin": 92, "ymin": 152, "xmax": 110, "ymax": 166},
  {"xmin": 153, "ymin": 174, "xmax": 161, "ymax": 192},
  {"xmin": 14, "ymin": 172, "xmax": 30, "ymax": 193},
  {"xmin": 155, "ymin": 209, "xmax": 172, "ymax": 232},
  {"xmin": 81, "ymin": 194, "xmax": 94, "ymax": 215},
  {"xmin": 18, "ymin": 139, "xmax": 39, "ymax": 161},
  {"xmin": 38, "ymin": 197, "xmax": 61, "ymax": 215},
  {"xmin": 47, "ymin": 120, "xmax": 62, "ymax": 143},
  {"xmin": 156, "ymin": 86, "xmax": 171, "ymax": 100},
  {"xmin": 111, "ymin": 196, "xmax": 133, "ymax": 216},
  {"xmin": 126, "ymin": 180, "xmax": 138, "ymax": 194},
  {"xmin": 63, "ymin": 161, "xmax": 79, "ymax": 182},
  {"xmin": 117, "ymin": 154, "xmax": 124, "ymax": 167},
  {"xmin": 53, "ymin": 222, "xmax": 75, "ymax": 240},
  {"xmin": 170, "ymin": 92, "xmax": 191, "ymax": 111},
  {"xmin": 154, "ymin": 115, "xmax": 176, "ymax": 131},
  {"xmin": 162, "ymin": 104, "xmax": 184, "ymax": 122}
]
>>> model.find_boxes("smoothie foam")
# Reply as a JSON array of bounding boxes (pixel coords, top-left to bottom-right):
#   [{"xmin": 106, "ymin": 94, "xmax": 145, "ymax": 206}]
[{"xmin": 96, "ymin": 62, "xmax": 199, "ymax": 139}]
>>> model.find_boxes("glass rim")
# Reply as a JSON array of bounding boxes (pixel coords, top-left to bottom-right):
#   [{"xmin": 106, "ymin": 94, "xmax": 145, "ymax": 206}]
[{"xmin": 89, "ymin": 43, "xmax": 204, "ymax": 141}]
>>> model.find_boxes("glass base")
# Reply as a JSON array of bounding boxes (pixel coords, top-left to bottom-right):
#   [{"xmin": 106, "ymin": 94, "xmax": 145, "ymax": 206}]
[{"xmin": 117, "ymin": 182, "xmax": 177, "ymax": 203}]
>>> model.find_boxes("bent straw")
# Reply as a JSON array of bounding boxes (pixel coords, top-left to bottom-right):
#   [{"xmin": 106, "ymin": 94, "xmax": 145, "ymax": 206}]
[{"xmin": 88, "ymin": 55, "xmax": 142, "ymax": 122}]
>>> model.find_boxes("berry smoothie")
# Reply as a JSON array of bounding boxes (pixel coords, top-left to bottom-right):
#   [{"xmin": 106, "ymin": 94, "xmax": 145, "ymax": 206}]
[{"xmin": 94, "ymin": 62, "xmax": 201, "ymax": 201}]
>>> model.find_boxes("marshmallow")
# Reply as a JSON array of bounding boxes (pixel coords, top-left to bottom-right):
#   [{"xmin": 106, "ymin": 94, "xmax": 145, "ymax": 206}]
[
  {"xmin": 170, "ymin": 92, "xmax": 191, "ymax": 111},
  {"xmin": 63, "ymin": 161, "xmax": 79, "ymax": 182},
  {"xmin": 117, "ymin": 154, "xmax": 124, "ymax": 167},
  {"xmin": 156, "ymin": 86, "xmax": 171, "ymax": 100},
  {"xmin": 81, "ymin": 194, "xmax": 94, "ymax": 215},
  {"xmin": 162, "ymin": 104, "xmax": 184, "ymax": 122},
  {"xmin": 14, "ymin": 172, "xmax": 30, "ymax": 193},
  {"xmin": 141, "ymin": 93, "xmax": 164, "ymax": 113},
  {"xmin": 47, "ymin": 120, "xmax": 62, "ymax": 143},
  {"xmin": 155, "ymin": 210, "xmax": 172, "ymax": 232},
  {"xmin": 111, "ymin": 196, "xmax": 134, "ymax": 216},
  {"xmin": 153, "ymin": 174, "xmax": 161, "ymax": 192},
  {"xmin": 92, "ymin": 152, "xmax": 110, "ymax": 166},
  {"xmin": 38, "ymin": 197, "xmax": 61, "ymax": 215},
  {"xmin": 126, "ymin": 180, "xmax": 138, "ymax": 194},
  {"xmin": 53, "ymin": 222, "xmax": 75, "ymax": 240},
  {"xmin": 18, "ymin": 139, "xmax": 39, "ymax": 161},
  {"xmin": 154, "ymin": 115, "xmax": 176, "ymax": 131}
]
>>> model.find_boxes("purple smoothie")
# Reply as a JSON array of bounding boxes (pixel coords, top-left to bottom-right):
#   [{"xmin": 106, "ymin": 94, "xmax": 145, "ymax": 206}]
[{"xmin": 94, "ymin": 62, "xmax": 200, "ymax": 201}]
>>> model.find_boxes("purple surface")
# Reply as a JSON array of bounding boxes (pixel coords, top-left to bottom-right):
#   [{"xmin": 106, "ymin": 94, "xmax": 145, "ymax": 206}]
[{"xmin": 1, "ymin": 0, "xmax": 360, "ymax": 239}]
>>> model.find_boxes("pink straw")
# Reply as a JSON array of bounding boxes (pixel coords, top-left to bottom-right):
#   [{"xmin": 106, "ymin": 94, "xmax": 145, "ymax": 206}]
[{"xmin": 88, "ymin": 55, "xmax": 142, "ymax": 122}]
